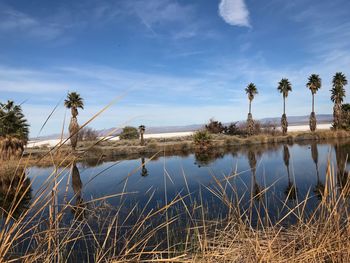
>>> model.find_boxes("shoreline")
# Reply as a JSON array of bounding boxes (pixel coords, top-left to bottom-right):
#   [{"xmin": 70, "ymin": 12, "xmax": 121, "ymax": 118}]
[
  {"xmin": 27, "ymin": 123, "xmax": 332, "ymax": 148},
  {"xmin": 11, "ymin": 129, "xmax": 350, "ymax": 168}
]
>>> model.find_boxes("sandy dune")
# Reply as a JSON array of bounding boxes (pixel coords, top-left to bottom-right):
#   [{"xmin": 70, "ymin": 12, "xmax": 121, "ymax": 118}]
[{"xmin": 27, "ymin": 123, "xmax": 332, "ymax": 148}]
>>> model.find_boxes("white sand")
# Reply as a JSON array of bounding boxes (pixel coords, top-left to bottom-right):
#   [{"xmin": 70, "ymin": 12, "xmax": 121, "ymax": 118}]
[
  {"xmin": 26, "ymin": 123, "xmax": 332, "ymax": 148},
  {"xmin": 287, "ymin": 123, "xmax": 331, "ymax": 132}
]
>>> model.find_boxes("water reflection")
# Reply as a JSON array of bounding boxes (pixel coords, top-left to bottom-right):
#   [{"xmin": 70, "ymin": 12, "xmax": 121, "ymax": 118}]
[
  {"xmin": 283, "ymin": 145, "xmax": 297, "ymax": 200},
  {"xmin": 334, "ymin": 142, "xmax": 350, "ymax": 192},
  {"xmin": 140, "ymin": 157, "xmax": 148, "ymax": 177},
  {"xmin": 194, "ymin": 150, "xmax": 225, "ymax": 167},
  {"xmin": 0, "ymin": 168, "xmax": 32, "ymax": 219},
  {"xmin": 70, "ymin": 163, "xmax": 86, "ymax": 221},
  {"xmin": 247, "ymin": 150, "xmax": 263, "ymax": 200},
  {"xmin": 25, "ymin": 139, "xmax": 350, "ymax": 228},
  {"xmin": 311, "ymin": 143, "xmax": 324, "ymax": 198},
  {"xmin": 335, "ymin": 142, "xmax": 350, "ymax": 198}
]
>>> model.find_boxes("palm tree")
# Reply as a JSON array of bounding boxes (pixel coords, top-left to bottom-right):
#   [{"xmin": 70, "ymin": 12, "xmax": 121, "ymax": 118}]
[
  {"xmin": 139, "ymin": 125, "xmax": 146, "ymax": 146},
  {"xmin": 283, "ymin": 145, "xmax": 297, "ymax": 200},
  {"xmin": 245, "ymin": 83, "xmax": 258, "ymax": 136},
  {"xmin": 331, "ymin": 72, "xmax": 348, "ymax": 129},
  {"xmin": 306, "ymin": 74, "xmax": 322, "ymax": 132},
  {"xmin": 0, "ymin": 100, "xmax": 29, "ymax": 160},
  {"xmin": 64, "ymin": 92, "xmax": 84, "ymax": 151},
  {"xmin": 277, "ymin": 79, "xmax": 292, "ymax": 135}
]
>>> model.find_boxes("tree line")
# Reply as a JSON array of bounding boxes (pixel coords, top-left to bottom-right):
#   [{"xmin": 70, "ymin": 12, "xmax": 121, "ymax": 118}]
[
  {"xmin": 245, "ymin": 72, "xmax": 347, "ymax": 135},
  {"xmin": 0, "ymin": 72, "xmax": 348, "ymax": 159}
]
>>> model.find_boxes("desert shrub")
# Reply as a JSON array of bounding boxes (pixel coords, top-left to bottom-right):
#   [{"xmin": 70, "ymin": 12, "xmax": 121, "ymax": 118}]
[
  {"xmin": 224, "ymin": 122, "xmax": 242, "ymax": 136},
  {"xmin": 205, "ymin": 118, "xmax": 225, "ymax": 134},
  {"xmin": 238, "ymin": 121, "xmax": 261, "ymax": 136},
  {"xmin": 193, "ymin": 130, "xmax": 212, "ymax": 149},
  {"xmin": 78, "ymin": 127, "xmax": 98, "ymax": 141},
  {"xmin": 119, "ymin": 126, "xmax": 139, "ymax": 140}
]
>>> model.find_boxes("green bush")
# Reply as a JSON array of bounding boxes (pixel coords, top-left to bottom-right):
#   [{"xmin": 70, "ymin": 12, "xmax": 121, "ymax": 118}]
[
  {"xmin": 119, "ymin": 126, "xmax": 139, "ymax": 140},
  {"xmin": 193, "ymin": 130, "xmax": 212, "ymax": 149}
]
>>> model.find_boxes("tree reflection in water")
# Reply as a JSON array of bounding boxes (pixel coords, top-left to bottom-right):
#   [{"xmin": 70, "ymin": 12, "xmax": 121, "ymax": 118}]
[
  {"xmin": 283, "ymin": 145, "xmax": 297, "ymax": 200},
  {"xmin": 71, "ymin": 163, "xmax": 86, "ymax": 221},
  {"xmin": 334, "ymin": 142, "xmax": 350, "ymax": 195},
  {"xmin": 0, "ymin": 168, "xmax": 32, "ymax": 219},
  {"xmin": 194, "ymin": 150, "xmax": 225, "ymax": 167},
  {"xmin": 247, "ymin": 150, "xmax": 263, "ymax": 201},
  {"xmin": 141, "ymin": 157, "xmax": 148, "ymax": 177},
  {"xmin": 311, "ymin": 143, "xmax": 325, "ymax": 199}
]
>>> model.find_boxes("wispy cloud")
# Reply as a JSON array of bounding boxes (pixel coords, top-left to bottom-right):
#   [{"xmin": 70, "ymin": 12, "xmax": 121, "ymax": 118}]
[
  {"xmin": 122, "ymin": 0, "xmax": 207, "ymax": 39},
  {"xmin": 218, "ymin": 0, "xmax": 251, "ymax": 28},
  {"xmin": 0, "ymin": 5, "xmax": 64, "ymax": 40}
]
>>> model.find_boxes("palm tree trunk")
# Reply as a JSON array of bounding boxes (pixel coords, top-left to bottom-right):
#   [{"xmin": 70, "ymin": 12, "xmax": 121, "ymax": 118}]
[
  {"xmin": 310, "ymin": 95, "xmax": 317, "ymax": 131},
  {"xmin": 281, "ymin": 97, "xmax": 288, "ymax": 134},
  {"xmin": 140, "ymin": 132, "xmax": 144, "ymax": 146},
  {"xmin": 333, "ymin": 103, "xmax": 342, "ymax": 129},
  {"xmin": 249, "ymin": 100, "xmax": 251, "ymax": 115},
  {"xmin": 69, "ymin": 117, "xmax": 79, "ymax": 151}
]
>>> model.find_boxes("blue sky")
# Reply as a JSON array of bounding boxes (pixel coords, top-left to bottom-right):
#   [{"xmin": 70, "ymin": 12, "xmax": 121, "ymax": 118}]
[{"xmin": 1, "ymin": 0, "xmax": 350, "ymax": 136}]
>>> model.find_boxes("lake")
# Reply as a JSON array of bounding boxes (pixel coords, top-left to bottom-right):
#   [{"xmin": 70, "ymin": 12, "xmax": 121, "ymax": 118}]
[
  {"xmin": 1, "ymin": 139, "xmax": 349, "ymax": 260},
  {"xmin": 24, "ymin": 140, "xmax": 349, "ymax": 222}
]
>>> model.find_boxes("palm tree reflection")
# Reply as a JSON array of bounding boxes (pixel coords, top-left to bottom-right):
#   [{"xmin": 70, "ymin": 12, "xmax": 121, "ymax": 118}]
[
  {"xmin": 311, "ymin": 143, "xmax": 324, "ymax": 198},
  {"xmin": 71, "ymin": 163, "xmax": 86, "ymax": 220},
  {"xmin": 334, "ymin": 142, "xmax": 350, "ymax": 195},
  {"xmin": 141, "ymin": 157, "xmax": 148, "ymax": 177},
  {"xmin": 0, "ymin": 168, "xmax": 32, "ymax": 219},
  {"xmin": 247, "ymin": 150, "xmax": 263, "ymax": 200},
  {"xmin": 283, "ymin": 145, "xmax": 297, "ymax": 200}
]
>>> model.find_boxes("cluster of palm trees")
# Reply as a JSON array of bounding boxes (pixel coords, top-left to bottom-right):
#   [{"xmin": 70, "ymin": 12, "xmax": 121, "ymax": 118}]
[
  {"xmin": 0, "ymin": 101, "xmax": 29, "ymax": 160},
  {"xmin": 245, "ymin": 72, "xmax": 348, "ymax": 135}
]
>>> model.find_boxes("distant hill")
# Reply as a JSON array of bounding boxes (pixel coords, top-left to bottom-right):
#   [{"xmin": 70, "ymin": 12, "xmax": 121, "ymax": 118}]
[
  {"xmin": 33, "ymin": 114, "xmax": 333, "ymax": 140},
  {"xmin": 257, "ymin": 114, "xmax": 332, "ymax": 126}
]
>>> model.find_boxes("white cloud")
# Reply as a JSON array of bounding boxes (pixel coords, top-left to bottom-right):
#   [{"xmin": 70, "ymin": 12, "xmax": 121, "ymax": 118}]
[{"xmin": 218, "ymin": 0, "xmax": 251, "ymax": 27}]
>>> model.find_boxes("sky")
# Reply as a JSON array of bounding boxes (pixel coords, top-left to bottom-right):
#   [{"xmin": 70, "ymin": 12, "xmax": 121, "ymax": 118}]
[{"xmin": 1, "ymin": 0, "xmax": 350, "ymax": 137}]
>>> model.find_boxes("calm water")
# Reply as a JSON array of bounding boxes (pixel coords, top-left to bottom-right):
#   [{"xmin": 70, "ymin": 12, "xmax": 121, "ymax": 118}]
[
  {"xmin": 1, "ymin": 139, "xmax": 350, "ymax": 260},
  {"xmin": 23, "ymin": 140, "xmax": 350, "ymax": 224}
]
